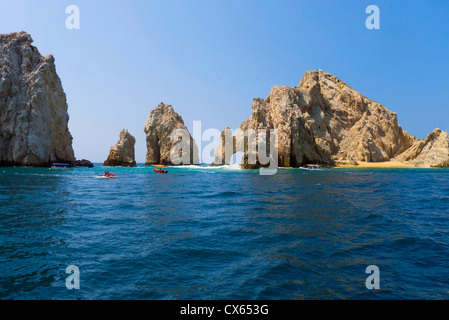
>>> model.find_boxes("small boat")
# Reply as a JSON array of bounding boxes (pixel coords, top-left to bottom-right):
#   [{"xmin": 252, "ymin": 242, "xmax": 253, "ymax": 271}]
[
  {"xmin": 103, "ymin": 170, "xmax": 116, "ymax": 178},
  {"xmin": 51, "ymin": 163, "xmax": 71, "ymax": 168},
  {"xmin": 153, "ymin": 164, "xmax": 168, "ymax": 173},
  {"xmin": 301, "ymin": 164, "xmax": 322, "ymax": 170}
]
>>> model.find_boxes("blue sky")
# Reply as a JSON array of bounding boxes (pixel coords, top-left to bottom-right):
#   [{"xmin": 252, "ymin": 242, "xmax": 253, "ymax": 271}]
[{"xmin": 1, "ymin": 0, "xmax": 448, "ymax": 162}]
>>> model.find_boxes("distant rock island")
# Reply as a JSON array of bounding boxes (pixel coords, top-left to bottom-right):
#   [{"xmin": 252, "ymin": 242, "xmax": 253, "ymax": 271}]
[
  {"xmin": 144, "ymin": 102, "xmax": 199, "ymax": 165},
  {"xmin": 103, "ymin": 129, "xmax": 136, "ymax": 167},
  {"xmin": 214, "ymin": 70, "xmax": 449, "ymax": 168}
]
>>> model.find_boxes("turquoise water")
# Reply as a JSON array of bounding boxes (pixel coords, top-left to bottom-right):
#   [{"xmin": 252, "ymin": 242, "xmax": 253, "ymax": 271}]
[{"xmin": 1, "ymin": 164, "xmax": 449, "ymax": 299}]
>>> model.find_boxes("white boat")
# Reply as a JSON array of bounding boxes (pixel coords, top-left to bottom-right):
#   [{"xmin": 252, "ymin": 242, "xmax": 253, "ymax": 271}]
[
  {"xmin": 300, "ymin": 164, "xmax": 322, "ymax": 170},
  {"xmin": 51, "ymin": 163, "xmax": 71, "ymax": 168}
]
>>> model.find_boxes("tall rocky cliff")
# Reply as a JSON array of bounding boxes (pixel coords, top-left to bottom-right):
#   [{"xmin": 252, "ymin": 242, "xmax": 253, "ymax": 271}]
[
  {"xmin": 103, "ymin": 129, "xmax": 136, "ymax": 167},
  {"xmin": 0, "ymin": 32, "xmax": 75, "ymax": 166},
  {"xmin": 214, "ymin": 70, "xmax": 449, "ymax": 168},
  {"xmin": 144, "ymin": 102, "xmax": 199, "ymax": 165}
]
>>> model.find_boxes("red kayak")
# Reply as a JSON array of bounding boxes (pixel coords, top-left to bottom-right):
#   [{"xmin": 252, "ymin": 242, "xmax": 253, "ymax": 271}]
[{"xmin": 153, "ymin": 168, "xmax": 168, "ymax": 174}]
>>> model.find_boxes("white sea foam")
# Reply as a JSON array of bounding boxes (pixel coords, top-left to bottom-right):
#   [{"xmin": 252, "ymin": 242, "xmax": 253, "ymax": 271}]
[
  {"xmin": 165, "ymin": 164, "xmax": 243, "ymax": 171},
  {"xmin": 221, "ymin": 164, "xmax": 242, "ymax": 170}
]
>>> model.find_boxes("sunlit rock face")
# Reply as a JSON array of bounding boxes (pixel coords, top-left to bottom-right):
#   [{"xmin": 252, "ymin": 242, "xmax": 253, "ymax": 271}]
[
  {"xmin": 215, "ymin": 70, "xmax": 416, "ymax": 168},
  {"xmin": 103, "ymin": 129, "xmax": 136, "ymax": 167},
  {"xmin": 394, "ymin": 129, "xmax": 449, "ymax": 167},
  {"xmin": 144, "ymin": 102, "xmax": 199, "ymax": 165}
]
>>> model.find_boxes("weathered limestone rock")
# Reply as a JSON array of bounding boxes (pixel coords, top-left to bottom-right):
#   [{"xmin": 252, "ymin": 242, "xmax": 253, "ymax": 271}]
[
  {"xmin": 144, "ymin": 102, "xmax": 199, "ymax": 165},
  {"xmin": 395, "ymin": 129, "xmax": 449, "ymax": 167},
  {"xmin": 215, "ymin": 69, "xmax": 414, "ymax": 168},
  {"xmin": 103, "ymin": 129, "xmax": 136, "ymax": 167},
  {"xmin": 0, "ymin": 31, "xmax": 75, "ymax": 166},
  {"xmin": 213, "ymin": 127, "xmax": 236, "ymax": 165}
]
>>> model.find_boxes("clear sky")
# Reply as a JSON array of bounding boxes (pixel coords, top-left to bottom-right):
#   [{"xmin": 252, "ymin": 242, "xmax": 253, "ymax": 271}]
[{"xmin": 1, "ymin": 0, "xmax": 448, "ymax": 162}]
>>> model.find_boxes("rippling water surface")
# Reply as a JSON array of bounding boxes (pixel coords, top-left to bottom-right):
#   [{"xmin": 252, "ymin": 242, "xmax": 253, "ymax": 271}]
[{"xmin": 1, "ymin": 164, "xmax": 449, "ymax": 299}]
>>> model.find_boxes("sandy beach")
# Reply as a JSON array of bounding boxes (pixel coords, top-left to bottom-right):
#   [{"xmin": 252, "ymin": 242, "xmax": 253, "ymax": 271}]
[{"xmin": 334, "ymin": 161, "xmax": 433, "ymax": 168}]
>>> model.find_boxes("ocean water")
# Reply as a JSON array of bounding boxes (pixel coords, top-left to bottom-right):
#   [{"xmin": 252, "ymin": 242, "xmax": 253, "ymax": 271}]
[{"xmin": 1, "ymin": 164, "xmax": 449, "ymax": 300}]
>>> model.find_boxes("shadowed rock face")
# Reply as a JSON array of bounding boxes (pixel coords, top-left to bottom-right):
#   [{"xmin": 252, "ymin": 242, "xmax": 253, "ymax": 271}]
[
  {"xmin": 103, "ymin": 129, "xmax": 136, "ymax": 167},
  {"xmin": 0, "ymin": 31, "xmax": 75, "ymax": 166},
  {"xmin": 215, "ymin": 69, "xmax": 417, "ymax": 168},
  {"xmin": 72, "ymin": 159, "xmax": 94, "ymax": 168},
  {"xmin": 144, "ymin": 102, "xmax": 199, "ymax": 165}
]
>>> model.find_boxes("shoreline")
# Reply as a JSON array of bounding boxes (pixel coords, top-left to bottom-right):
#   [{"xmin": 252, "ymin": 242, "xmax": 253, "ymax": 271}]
[
  {"xmin": 1, "ymin": 162, "xmax": 444, "ymax": 170},
  {"xmin": 333, "ymin": 161, "xmax": 432, "ymax": 169}
]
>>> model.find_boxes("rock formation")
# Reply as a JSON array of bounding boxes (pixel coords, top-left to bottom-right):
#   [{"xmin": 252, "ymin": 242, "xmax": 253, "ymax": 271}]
[
  {"xmin": 394, "ymin": 129, "xmax": 449, "ymax": 167},
  {"xmin": 214, "ymin": 69, "xmax": 449, "ymax": 168},
  {"xmin": 144, "ymin": 102, "xmax": 199, "ymax": 165},
  {"xmin": 103, "ymin": 129, "xmax": 136, "ymax": 167},
  {"xmin": 0, "ymin": 31, "xmax": 75, "ymax": 166},
  {"xmin": 72, "ymin": 159, "xmax": 94, "ymax": 168},
  {"xmin": 213, "ymin": 127, "xmax": 236, "ymax": 165}
]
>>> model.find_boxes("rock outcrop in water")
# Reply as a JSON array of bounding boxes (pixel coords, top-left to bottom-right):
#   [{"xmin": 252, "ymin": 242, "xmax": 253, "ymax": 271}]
[
  {"xmin": 213, "ymin": 127, "xmax": 236, "ymax": 165},
  {"xmin": 72, "ymin": 159, "xmax": 94, "ymax": 168},
  {"xmin": 0, "ymin": 31, "xmax": 75, "ymax": 166},
  {"xmin": 394, "ymin": 129, "xmax": 449, "ymax": 167},
  {"xmin": 103, "ymin": 129, "xmax": 136, "ymax": 167},
  {"xmin": 144, "ymin": 102, "xmax": 199, "ymax": 165},
  {"xmin": 215, "ymin": 69, "xmax": 449, "ymax": 168}
]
